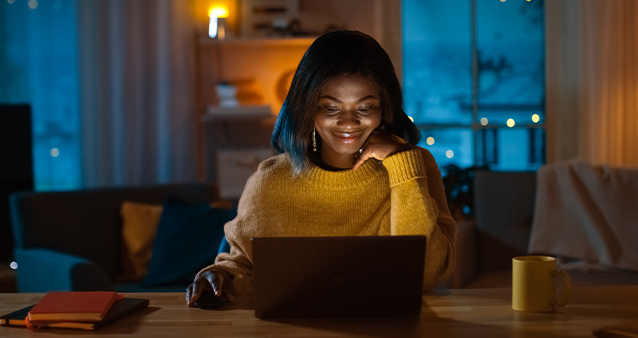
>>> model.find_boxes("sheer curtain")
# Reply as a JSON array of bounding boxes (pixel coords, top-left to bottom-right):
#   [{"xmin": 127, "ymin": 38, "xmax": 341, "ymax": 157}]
[
  {"xmin": 77, "ymin": 0, "xmax": 199, "ymax": 187},
  {"xmin": 546, "ymin": 0, "xmax": 638, "ymax": 167}
]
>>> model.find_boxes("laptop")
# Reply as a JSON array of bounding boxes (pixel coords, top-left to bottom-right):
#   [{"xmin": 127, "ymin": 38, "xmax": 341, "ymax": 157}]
[{"xmin": 251, "ymin": 235, "xmax": 426, "ymax": 319}]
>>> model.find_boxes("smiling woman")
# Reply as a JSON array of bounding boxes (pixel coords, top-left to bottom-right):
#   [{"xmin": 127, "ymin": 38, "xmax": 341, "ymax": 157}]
[
  {"xmin": 271, "ymin": 30, "xmax": 421, "ymax": 173},
  {"xmin": 186, "ymin": 30, "xmax": 457, "ymax": 308}
]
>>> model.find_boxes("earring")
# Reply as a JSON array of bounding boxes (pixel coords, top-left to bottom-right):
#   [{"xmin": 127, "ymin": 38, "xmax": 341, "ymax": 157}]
[{"xmin": 312, "ymin": 128, "xmax": 317, "ymax": 152}]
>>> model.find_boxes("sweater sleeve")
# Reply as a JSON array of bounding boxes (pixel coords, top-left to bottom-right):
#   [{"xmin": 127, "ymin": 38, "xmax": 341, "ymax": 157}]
[{"xmin": 382, "ymin": 148, "xmax": 457, "ymax": 290}]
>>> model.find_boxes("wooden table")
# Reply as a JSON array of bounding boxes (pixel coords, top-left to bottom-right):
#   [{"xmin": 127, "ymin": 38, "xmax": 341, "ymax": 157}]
[{"xmin": 2, "ymin": 286, "xmax": 638, "ymax": 337}]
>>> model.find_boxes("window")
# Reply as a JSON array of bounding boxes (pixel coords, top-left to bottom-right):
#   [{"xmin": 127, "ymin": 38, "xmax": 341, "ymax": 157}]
[
  {"xmin": 0, "ymin": 0, "xmax": 81, "ymax": 190},
  {"xmin": 403, "ymin": 0, "xmax": 545, "ymax": 173}
]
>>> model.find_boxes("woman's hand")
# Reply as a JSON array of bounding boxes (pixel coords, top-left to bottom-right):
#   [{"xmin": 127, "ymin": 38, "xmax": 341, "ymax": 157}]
[
  {"xmin": 185, "ymin": 269, "xmax": 235, "ymax": 307},
  {"xmin": 353, "ymin": 129, "xmax": 414, "ymax": 171}
]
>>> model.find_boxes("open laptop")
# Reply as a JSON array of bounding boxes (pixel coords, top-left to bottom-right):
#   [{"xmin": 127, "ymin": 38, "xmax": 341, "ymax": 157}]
[{"xmin": 251, "ymin": 235, "xmax": 426, "ymax": 319}]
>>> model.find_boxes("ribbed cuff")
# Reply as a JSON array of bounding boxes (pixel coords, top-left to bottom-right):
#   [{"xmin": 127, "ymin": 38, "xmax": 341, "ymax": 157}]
[
  {"xmin": 195, "ymin": 264, "xmax": 236, "ymax": 281},
  {"xmin": 382, "ymin": 149, "xmax": 427, "ymax": 186}
]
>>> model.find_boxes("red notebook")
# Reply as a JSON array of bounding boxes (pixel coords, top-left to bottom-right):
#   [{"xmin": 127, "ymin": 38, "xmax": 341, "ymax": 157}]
[{"xmin": 28, "ymin": 291, "xmax": 122, "ymax": 322}]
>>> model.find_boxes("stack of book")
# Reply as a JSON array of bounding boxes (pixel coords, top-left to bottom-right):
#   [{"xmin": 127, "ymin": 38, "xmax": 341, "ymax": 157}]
[{"xmin": 0, "ymin": 291, "xmax": 149, "ymax": 330}]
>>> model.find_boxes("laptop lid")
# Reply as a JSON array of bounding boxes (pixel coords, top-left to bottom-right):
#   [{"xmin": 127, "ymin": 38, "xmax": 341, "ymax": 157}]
[{"xmin": 251, "ymin": 235, "xmax": 426, "ymax": 319}]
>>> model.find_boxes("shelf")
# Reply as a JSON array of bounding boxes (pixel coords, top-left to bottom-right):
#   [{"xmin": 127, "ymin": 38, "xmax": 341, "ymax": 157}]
[
  {"xmin": 203, "ymin": 105, "xmax": 275, "ymax": 121},
  {"xmin": 198, "ymin": 36, "xmax": 316, "ymax": 47}
]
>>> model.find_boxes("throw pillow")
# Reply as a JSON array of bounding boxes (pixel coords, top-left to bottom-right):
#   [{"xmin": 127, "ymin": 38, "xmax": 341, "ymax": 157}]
[
  {"xmin": 142, "ymin": 196, "xmax": 237, "ymax": 286},
  {"xmin": 119, "ymin": 201, "xmax": 164, "ymax": 281}
]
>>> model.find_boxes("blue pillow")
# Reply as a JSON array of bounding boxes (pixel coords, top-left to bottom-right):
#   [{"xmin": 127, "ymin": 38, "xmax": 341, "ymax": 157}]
[{"xmin": 141, "ymin": 196, "xmax": 237, "ymax": 286}]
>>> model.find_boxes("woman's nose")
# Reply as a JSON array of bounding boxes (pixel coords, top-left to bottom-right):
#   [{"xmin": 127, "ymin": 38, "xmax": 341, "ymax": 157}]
[{"xmin": 336, "ymin": 110, "xmax": 360, "ymax": 128}]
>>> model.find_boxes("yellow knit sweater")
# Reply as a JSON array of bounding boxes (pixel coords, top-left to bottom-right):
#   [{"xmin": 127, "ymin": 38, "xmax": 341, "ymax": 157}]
[{"xmin": 198, "ymin": 147, "xmax": 456, "ymax": 292}]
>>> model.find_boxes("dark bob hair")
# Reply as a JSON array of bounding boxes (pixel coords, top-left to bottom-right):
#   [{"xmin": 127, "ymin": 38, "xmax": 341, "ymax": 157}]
[{"xmin": 271, "ymin": 30, "xmax": 421, "ymax": 172}]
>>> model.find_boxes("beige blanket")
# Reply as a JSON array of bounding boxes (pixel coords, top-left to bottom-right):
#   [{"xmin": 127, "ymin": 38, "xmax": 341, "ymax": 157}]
[{"xmin": 528, "ymin": 160, "xmax": 638, "ymax": 271}]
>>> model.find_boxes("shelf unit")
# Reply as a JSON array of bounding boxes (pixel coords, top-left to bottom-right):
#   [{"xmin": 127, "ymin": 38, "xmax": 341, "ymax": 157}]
[{"xmin": 195, "ymin": 35, "xmax": 314, "ymax": 189}]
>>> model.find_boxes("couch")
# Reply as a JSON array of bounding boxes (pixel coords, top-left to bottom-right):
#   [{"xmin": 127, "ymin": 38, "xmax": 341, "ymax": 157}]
[
  {"xmin": 10, "ymin": 183, "xmax": 234, "ymax": 292},
  {"xmin": 13, "ymin": 166, "xmax": 638, "ymax": 293},
  {"xmin": 445, "ymin": 168, "xmax": 638, "ymax": 289}
]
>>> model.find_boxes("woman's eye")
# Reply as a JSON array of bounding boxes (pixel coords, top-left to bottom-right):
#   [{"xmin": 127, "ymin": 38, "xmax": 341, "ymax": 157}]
[
  {"xmin": 357, "ymin": 106, "xmax": 374, "ymax": 113},
  {"xmin": 323, "ymin": 106, "xmax": 340, "ymax": 113}
]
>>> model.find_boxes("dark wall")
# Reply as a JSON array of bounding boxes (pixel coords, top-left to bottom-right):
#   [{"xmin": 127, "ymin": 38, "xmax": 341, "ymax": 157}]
[{"xmin": 0, "ymin": 104, "xmax": 34, "ymax": 262}]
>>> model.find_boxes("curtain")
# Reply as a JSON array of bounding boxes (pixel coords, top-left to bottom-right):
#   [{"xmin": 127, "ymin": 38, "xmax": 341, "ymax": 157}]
[
  {"xmin": 77, "ymin": 0, "xmax": 199, "ymax": 187},
  {"xmin": 546, "ymin": 0, "xmax": 638, "ymax": 167}
]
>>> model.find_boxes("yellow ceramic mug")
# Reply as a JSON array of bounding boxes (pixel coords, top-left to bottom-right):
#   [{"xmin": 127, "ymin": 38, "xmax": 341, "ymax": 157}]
[{"xmin": 512, "ymin": 256, "xmax": 572, "ymax": 312}]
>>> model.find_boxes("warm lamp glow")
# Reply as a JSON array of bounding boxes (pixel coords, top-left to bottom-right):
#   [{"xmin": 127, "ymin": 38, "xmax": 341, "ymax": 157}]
[
  {"xmin": 209, "ymin": 5, "xmax": 229, "ymax": 18},
  {"xmin": 507, "ymin": 118, "xmax": 515, "ymax": 127}
]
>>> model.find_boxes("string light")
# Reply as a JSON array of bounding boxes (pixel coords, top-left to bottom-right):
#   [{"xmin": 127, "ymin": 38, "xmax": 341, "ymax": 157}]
[
  {"xmin": 426, "ymin": 137, "xmax": 435, "ymax": 145},
  {"xmin": 480, "ymin": 117, "xmax": 488, "ymax": 126},
  {"xmin": 507, "ymin": 118, "xmax": 515, "ymax": 127},
  {"xmin": 446, "ymin": 150, "xmax": 454, "ymax": 158},
  {"xmin": 532, "ymin": 114, "xmax": 540, "ymax": 123}
]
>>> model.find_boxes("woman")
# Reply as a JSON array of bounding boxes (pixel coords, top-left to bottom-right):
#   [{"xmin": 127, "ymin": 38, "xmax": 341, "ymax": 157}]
[{"xmin": 186, "ymin": 30, "xmax": 456, "ymax": 306}]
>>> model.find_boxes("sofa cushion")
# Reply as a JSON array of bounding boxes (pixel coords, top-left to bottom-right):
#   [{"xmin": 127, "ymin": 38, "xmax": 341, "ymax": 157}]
[
  {"xmin": 119, "ymin": 202, "xmax": 164, "ymax": 282},
  {"xmin": 141, "ymin": 196, "xmax": 237, "ymax": 287}
]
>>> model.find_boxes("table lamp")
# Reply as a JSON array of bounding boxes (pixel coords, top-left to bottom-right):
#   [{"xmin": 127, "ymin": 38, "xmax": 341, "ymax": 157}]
[{"xmin": 209, "ymin": 4, "xmax": 229, "ymax": 39}]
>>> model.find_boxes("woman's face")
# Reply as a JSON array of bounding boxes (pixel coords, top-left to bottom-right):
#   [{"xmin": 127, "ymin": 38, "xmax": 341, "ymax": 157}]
[{"xmin": 314, "ymin": 74, "xmax": 382, "ymax": 169}]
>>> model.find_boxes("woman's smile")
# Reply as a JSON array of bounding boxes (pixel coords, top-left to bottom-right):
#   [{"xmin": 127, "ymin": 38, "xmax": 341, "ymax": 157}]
[{"xmin": 332, "ymin": 131, "xmax": 363, "ymax": 143}]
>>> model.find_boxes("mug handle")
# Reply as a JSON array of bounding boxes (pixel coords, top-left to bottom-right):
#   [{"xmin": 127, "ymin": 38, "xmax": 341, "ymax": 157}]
[{"xmin": 551, "ymin": 269, "xmax": 572, "ymax": 307}]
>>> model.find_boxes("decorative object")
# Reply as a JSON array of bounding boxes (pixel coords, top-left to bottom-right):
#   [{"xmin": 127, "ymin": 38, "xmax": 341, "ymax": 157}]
[
  {"xmin": 216, "ymin": 82, "xmax": 239, "ymax": 107},
  {"xmin": 241, "ymin": 0, "xmax": 299, "ymax": 37},
  {"xmin": 275, "ymin": 68, "xmax": 295, "ymax": 105}
]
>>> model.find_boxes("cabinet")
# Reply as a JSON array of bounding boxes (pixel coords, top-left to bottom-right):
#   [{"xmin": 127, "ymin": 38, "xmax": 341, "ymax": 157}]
[{"xmin": 195, "ymin": 36, "xmax": 314, "ymax": 199}]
